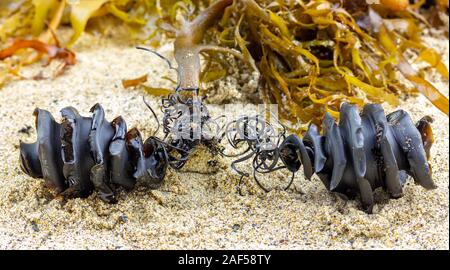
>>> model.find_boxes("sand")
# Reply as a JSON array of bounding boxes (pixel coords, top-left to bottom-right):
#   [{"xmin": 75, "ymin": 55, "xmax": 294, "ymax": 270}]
[{"xmin": 0, "ymin": 28, "xmax": 448, "ymax": 250}]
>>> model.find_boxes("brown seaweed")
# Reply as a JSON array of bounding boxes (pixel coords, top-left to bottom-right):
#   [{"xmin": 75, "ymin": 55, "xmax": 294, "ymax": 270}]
[
  {"xmin": 161, "ymin": 0, "xmax": 449, "ymax": 128},
  {"xmin": 0, "ymin": 39, "xmax": 75, "ymax": 65}
]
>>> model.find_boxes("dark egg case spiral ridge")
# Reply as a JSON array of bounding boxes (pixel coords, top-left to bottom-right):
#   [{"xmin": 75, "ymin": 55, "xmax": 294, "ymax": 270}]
[
  {"xmin": 278, "ymin": 103, "xmax": 436, "ymax": 212},
  {"xmin": 19, "ymin": 103, "xmax": 168, "ymax": 203}
]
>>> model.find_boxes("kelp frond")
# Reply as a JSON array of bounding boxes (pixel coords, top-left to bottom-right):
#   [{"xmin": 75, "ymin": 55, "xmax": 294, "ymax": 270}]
[{"xmin": 161, "ymin": 0, "xmax": 449, "ymax": 129}]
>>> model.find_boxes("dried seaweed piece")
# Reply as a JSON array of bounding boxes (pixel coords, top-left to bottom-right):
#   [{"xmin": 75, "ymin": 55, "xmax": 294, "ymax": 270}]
[
  {"xmin": 222, "ymin": 103, "xmax": 436, "ymax": 213},
  {"xmin": 379, "ymin": 0, "xmax": 409, "ymax": 12},
  {"xmin": 122, "ymin": 73, "xmax": 148, "ymax": 88},
  {"xmin": 0, "ymin": 38, "xmax": 76, "ymax": 78}
]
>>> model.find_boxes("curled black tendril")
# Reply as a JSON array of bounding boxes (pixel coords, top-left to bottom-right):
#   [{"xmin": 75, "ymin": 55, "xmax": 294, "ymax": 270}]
[{"xmin": 217, "ymin": 110, "xmax": 291, "ymax": 194}]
